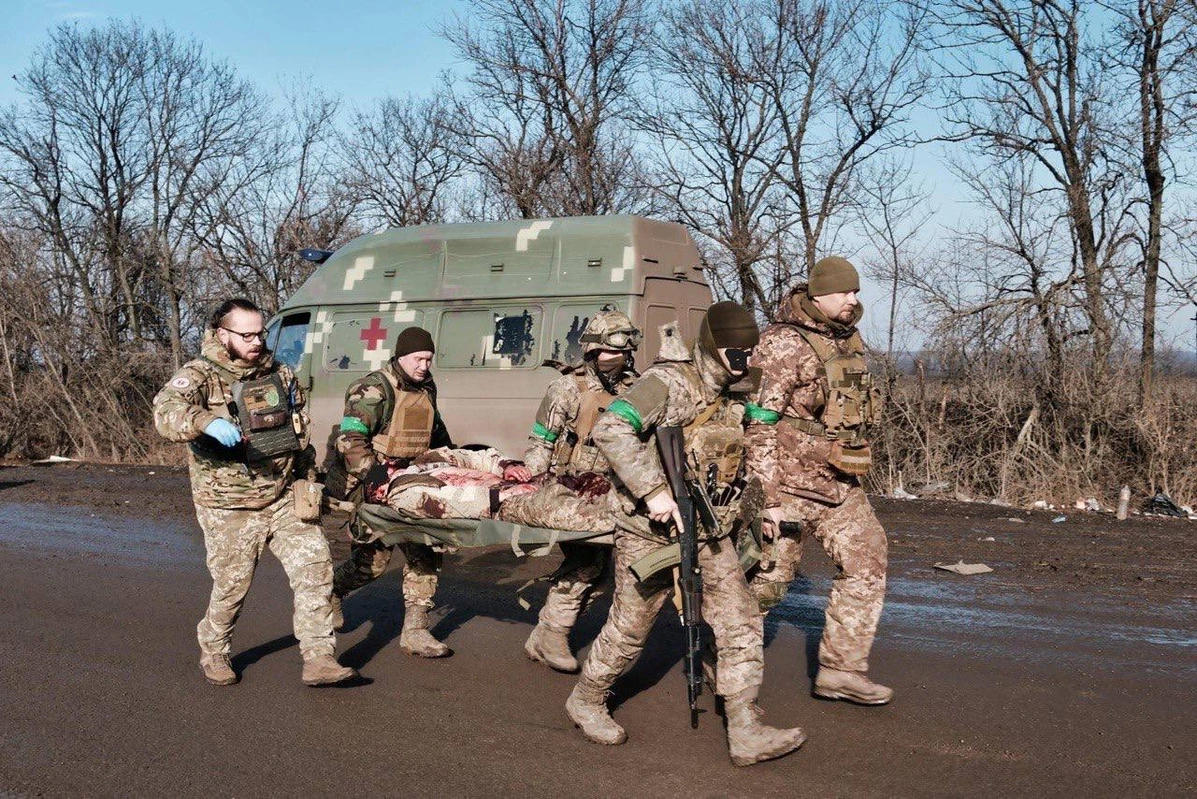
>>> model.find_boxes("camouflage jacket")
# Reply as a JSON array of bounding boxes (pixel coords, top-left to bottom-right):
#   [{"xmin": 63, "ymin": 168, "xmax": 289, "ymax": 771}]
[
  {"xmin": 333, "ymin": 361, "xmax": 452, "ymax": 497},
  {"xmin": 522, "ymin": 360, "xmax": 636, "ymax": 475},
  {"xmin": 153, "ymin": 331, "xmax": 314, "ymax": 510},
  {"xmin": 744, "ymin": 286, "xmax": 869, "ymax": 506},
  {"xmin": 592, "ymin": 342, "xmax": 742, "ymax": 542}
]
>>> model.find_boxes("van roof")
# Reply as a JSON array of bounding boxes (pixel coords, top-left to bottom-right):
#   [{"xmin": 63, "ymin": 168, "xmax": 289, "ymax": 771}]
[{"xmin": 283, "ymin": 214, "xmax": 706, "ymax": 309}]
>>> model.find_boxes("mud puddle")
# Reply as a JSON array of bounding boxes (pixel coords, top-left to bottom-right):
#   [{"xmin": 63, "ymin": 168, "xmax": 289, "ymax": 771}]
[
  {"xmin": 767, "ymin": 572, "xmax": 1197, "ymax": 676},
  {"xmin": 0, "ymin": 502, "xmax": 203, "ymax": 566}
]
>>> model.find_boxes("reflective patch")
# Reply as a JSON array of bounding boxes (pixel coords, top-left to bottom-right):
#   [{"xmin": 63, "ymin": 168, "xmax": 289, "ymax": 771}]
[{"xmin": 170, "ymin": 376, "xmax": 192, "ymax": 389}]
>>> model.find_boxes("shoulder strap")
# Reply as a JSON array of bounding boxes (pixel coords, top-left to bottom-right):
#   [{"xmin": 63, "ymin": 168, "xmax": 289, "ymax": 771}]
[
  {"xmin": 365, "ymin": 368, "xmax": 398, "ymax": 418},
  {"xmin": 792, "ymin": 326, "xmax": 839, "ymax": 364},
  {"xmin": 684, "ymin": 396, "xmax": 726, "ymax": 436}
]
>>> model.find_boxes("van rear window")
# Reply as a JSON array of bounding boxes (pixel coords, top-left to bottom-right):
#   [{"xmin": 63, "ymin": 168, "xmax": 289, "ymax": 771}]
[
  {"xmin": 437, "ymin": 307, "xmax": 543, "ymax": 368},
  {"xmin": 547, "ymin": 302, "xmax": 623, "ymax": 364}
]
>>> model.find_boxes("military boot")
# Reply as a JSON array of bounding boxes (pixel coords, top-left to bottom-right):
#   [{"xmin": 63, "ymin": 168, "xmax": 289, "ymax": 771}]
[
  {"xmin": 199, "ymin": 652, "xmax": 238, "ymax": 686},
  {"xmin": 330, "ymin": 593, "xmax": 345, "ymax": 632},
  {"xmin": 813, "ymin": 668, "xmax": 894, "ymax": 705},
  {"xmin": 724, "ymin": 687, "xmax": 806, "ymax": 767},
  {"xmin": 524, "ymin": 622, "xmax": 578, "ymax": 673},
  {"xmin": 399, "ymin": 605, "xmax": 452, "ymax": 658},
  {"xmin": 565, "ymin": 681, "xmax": 627, "ymax": 745},
  {"xmin": 302, "ymin": 653, "xmax": 358, "ymax": 686}
]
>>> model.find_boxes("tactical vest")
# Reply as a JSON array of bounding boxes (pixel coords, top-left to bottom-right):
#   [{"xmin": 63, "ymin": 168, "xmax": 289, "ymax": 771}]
[
  {"xmin": 553, "ymin": 376, "xmax": 613, "ymax": 473},
  {"xmin": 789, "ymin": 328, "xmax": 880, "ymax": 445},
  {"xmin": 670, "ymin": 364, "xmax": 745, "ymax": 490},
  {"xmin": 195, "ymin": 358, "xmax": 302, "ymax": 461},
  {"xmin": 231, "ymin": 373, "xmax": 302, "ymax": 459},
  {"xmin": 370, "ymin": 369, "xmax": 435, "ymax": 459}
]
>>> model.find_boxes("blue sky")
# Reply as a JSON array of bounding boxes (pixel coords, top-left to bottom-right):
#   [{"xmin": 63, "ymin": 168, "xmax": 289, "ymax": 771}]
[
  {"xmin": 4, "ymin": 0, "xmax": 1195, "ymax": 350},
  {"xmin": 1, "ymin": 0, "xmax": 461, "ymax": 108}
]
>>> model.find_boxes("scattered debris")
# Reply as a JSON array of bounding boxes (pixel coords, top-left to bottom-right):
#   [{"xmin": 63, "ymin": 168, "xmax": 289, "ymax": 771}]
[
  {"xmin": 1142, "ymin": 492, "xmax": 1187, "ymax": 518},
  {"xmin": 934, "ymin": 561, "xmax": 994, "ymax": 575},
  {"xmin": 954, "ymin": 491, "xmax": 973, "ymax": 503},
  {"xmin": 978, "ymin": 536, "xmax": 996, "ymax": 542},
  {"xmin": 1051, "ymin": 515, "xmax": 1067, "ymax": 523},
  {"xmin": 1006, "ymin": 517, "xmax": 1028, "ymax": 524},
  {"xmin": 1032, "ymin": 500, "xmax": 1051, "ymax": 510},
  {"xmin": 31, "ymin": 455, "xmax": 75, "ymax": 465},
  {"xmin": 1116, "ymin": 486, "xmax": 1131, "ymax": 521},
  {"xmin": 989, "ymin": 497, "xmax": 1013, "ymax": 507},
  {"xmin": 891, "ymin": 486, "xmax": 918, "ymax": 500},
  {"xmin": 1075, "ymin": 497, "xmax": 1102, "ymax": 512}
]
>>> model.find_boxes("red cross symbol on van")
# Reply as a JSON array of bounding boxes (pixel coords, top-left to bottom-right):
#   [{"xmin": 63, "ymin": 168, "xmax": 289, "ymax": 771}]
[{"xmin": 360, "ymin": 317, "xmax": 388, "ymax": 350}]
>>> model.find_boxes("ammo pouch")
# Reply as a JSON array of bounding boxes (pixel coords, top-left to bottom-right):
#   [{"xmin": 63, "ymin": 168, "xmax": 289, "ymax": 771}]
[
  {"xmin": 292, "ymin": 479, "xmax": 323, "ymax": 522},
  {"xmin": 231, "ymin": 374, "xmax": 300, "ymax": 460},
  {"xmin": 828, "ymin": 440, "xmax": 872, "ymax": 476}
]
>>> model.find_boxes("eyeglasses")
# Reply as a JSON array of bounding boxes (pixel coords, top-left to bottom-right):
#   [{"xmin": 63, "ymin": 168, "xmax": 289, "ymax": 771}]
[{"xmin": 221, "ymin": 327, "xmax": 267, "ymax": 343}]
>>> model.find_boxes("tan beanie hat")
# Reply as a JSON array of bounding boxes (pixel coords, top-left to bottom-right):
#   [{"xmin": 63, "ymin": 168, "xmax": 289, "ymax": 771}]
[{"xmin": 807, "ymin": 256, "xmax": 860, "ymax": 297}]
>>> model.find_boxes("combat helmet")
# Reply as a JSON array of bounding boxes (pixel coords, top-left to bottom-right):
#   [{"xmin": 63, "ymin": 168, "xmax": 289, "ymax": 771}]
[{"xmin": 580, "ymin": 310, "xmax": 642, "ymax": 354}]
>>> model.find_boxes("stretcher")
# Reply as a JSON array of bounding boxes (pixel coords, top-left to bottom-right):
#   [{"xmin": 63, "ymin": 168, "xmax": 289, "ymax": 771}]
[
  {"xmin": 351, "ymin": 503, "xmax": 762, "ymax": 577},
  {"xmin": 352, "ymin": 502, "xmax": 614, "ymax": 557}
]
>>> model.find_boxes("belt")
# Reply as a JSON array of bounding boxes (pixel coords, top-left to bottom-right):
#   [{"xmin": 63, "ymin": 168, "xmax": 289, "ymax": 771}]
[{"xmin": 781, "ymin": 415, "xmax": 863, "ymax": 443}]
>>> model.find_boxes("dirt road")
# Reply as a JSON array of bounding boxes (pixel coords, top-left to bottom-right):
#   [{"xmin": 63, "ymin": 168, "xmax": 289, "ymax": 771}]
[{"xmin": 1, "ymin": 462, "xmax": 1193, "ymax": 797}]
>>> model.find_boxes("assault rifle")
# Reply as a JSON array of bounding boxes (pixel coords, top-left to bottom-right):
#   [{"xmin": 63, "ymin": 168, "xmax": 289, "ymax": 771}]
[{"xmin": 655, "ymin": 425, "xmax": 703, "ymax": 728}]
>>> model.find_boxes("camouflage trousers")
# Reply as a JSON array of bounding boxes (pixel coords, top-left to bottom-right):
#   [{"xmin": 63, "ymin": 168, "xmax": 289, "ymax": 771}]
[
  {"xmin": 749, "ymin": 486, "xmax": 887, "ymax": 673},
  {"xmin": 578, "ymin": 530, "xmax": 763, "ymax": 698},
  {"xmin": 194, "ymin": 489, "xmax": 335, "ymax": 658},
  {"xmin": 332, "ymin": 541, "xmax": 441, "ymax": 609},
  {"xmin": 536, "ymin": 542, "xmax": 610, "ymax": 631}
]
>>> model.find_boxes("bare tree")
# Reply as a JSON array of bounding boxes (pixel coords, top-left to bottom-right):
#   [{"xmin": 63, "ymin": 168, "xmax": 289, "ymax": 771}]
[
  {"xmin": 928, "ymin": 0, "xmax": 1140, "ymax": 387},
  {"xmin": 856, "ymin": 157, "xmax": 932, "ymax": 385},
  {"xmin": 192, "ymin": 83, "xmax": 359, "ymax": 316},
  {"xmin": 638, "ymin": 0, "xmax": 787, "ymax": 311},
  {"xmin": 758, "ymin": 0, "xmax": 928, "ymax": 279},
  {"xmin": 1101, "ymin": 0, "xmax": 1197, "ymax": 402},
  {"xmin": 344, "ymin": 94, "xmax": 464, "ymax": 228},
  {"xmin": 440, "ymin": 0, "xmax": 654, "ymax": 218}
]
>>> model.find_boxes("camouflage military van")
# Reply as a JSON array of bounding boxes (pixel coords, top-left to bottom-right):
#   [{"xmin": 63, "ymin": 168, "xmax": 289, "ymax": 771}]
[{"xmin": 265, "ymin": 215, "xmax": 714, "ymax": 462}]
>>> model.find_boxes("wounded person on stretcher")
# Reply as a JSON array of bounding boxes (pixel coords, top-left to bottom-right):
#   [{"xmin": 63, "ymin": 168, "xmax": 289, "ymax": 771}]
[{"xmin": 363, "ymin": 446, "xmax": 615, "ymax": 533}]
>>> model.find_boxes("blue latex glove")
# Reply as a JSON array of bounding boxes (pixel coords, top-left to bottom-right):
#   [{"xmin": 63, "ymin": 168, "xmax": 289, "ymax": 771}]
[{"xmin": 204, "ymin": 417, "xmax": 242, "ymax": 447}]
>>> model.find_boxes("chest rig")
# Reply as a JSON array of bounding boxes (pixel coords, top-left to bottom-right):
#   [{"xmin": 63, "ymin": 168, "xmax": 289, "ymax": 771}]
[
  {"xmin": 553, "ymin": 376, "xmax": 615, "ymax": 473},
  {"xmin": 370, "ymin": 368, "xmax": 435, "ymax": 460},
  {"xmin": 789, "ymin": 328, "xmax": 880, "ymax": 444}
]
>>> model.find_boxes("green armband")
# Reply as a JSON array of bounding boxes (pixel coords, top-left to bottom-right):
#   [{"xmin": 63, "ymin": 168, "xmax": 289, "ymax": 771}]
[
  {"xmin": 340, "ymin": 416, "xmax": 370, "ymax": 435},
  {"xmin": 606, "ymin": 399, "xmax": 644, "ymax": 434},
  {"xmin": 531, "ymin": 421, "xmax": 558, "ymax": 443},
  {"xmin": 744, "ymin": 403, "xmax": 780, "ymax": 425}
]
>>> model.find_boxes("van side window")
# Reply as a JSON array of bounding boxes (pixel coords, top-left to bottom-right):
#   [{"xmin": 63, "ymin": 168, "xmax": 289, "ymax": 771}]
[
  {"xmin": 270, "ymin": 312, "xmax": 311, "ymax": 371},
  {"xmin": 438, "ymin": 307, "xmax": 543, "ymax": 368},
  {"xmin": 323, "ymin": 310, "xmax": 425, "ymax": 372},
  {"xmin": 548, "ymin": 302, "xmax": 622, "ymax": 364}
]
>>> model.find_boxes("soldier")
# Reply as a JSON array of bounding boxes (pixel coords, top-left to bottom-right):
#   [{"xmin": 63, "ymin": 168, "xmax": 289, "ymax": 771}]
[
  {"xmin": 521, "ymin": 310, "xmax": 640, "ymax": 673},
  {"xmin": 743, "ymin": 256, "xmax": 892, "ymax": 705},
  {"xmin": 566, "ymin": 302, "xmax": 807, "ymax": 767},
  {"xmin": 153, "ymin": 298, "xmax": 356, "ymax": 687},
  {"xmin": 329, "ymin": 325, "xmax": 529, "ymax": 657}
]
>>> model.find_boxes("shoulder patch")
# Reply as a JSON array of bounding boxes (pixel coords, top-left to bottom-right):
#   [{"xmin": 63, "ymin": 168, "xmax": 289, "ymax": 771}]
[
  {"xmin": 621, "ymin": 374, "xmax": 670, "ymax": 421},
  {"xmin": 170, "ymin": 376, "xmax": 192, "ymax": 389}
]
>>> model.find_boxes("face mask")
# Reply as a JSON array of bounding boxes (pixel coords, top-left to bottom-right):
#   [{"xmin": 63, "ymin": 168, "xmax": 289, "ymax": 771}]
[
  {"xmin": 595, "ymin": 353, "xmax": 628, "ymax": 373},
  {"xmin": 724, "ymin": 347, "xmax": 752, "ymax": 373}
]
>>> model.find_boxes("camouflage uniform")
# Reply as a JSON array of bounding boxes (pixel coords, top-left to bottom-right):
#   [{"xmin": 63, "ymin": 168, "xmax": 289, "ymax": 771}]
[
  {"xmin": 744, "ymin": 286, "xmax": 888, "ymax": 678},
  {"xmin": 153, "ymin": 331, "xmax": 335, "ymax": 662},
  {"xmin": 520, "ymin": 358, "xmax": 635, "ymax": 669},
  {"xmin": 582, "ymin": 343, "xmax": 764, "ymax": 697},
  {"xmin": 567, "ymin": 311, "xmax": 805, "ymax": 765},
  {"xmin": 331, "ymin": 360, "xmax": 452, "ymax": 610}
]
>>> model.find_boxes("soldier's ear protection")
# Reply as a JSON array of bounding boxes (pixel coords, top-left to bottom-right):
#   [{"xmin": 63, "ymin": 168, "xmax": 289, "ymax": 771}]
[{"xmin": 724, "ymin": 347, "xmax": 753, "ymax": 372}]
